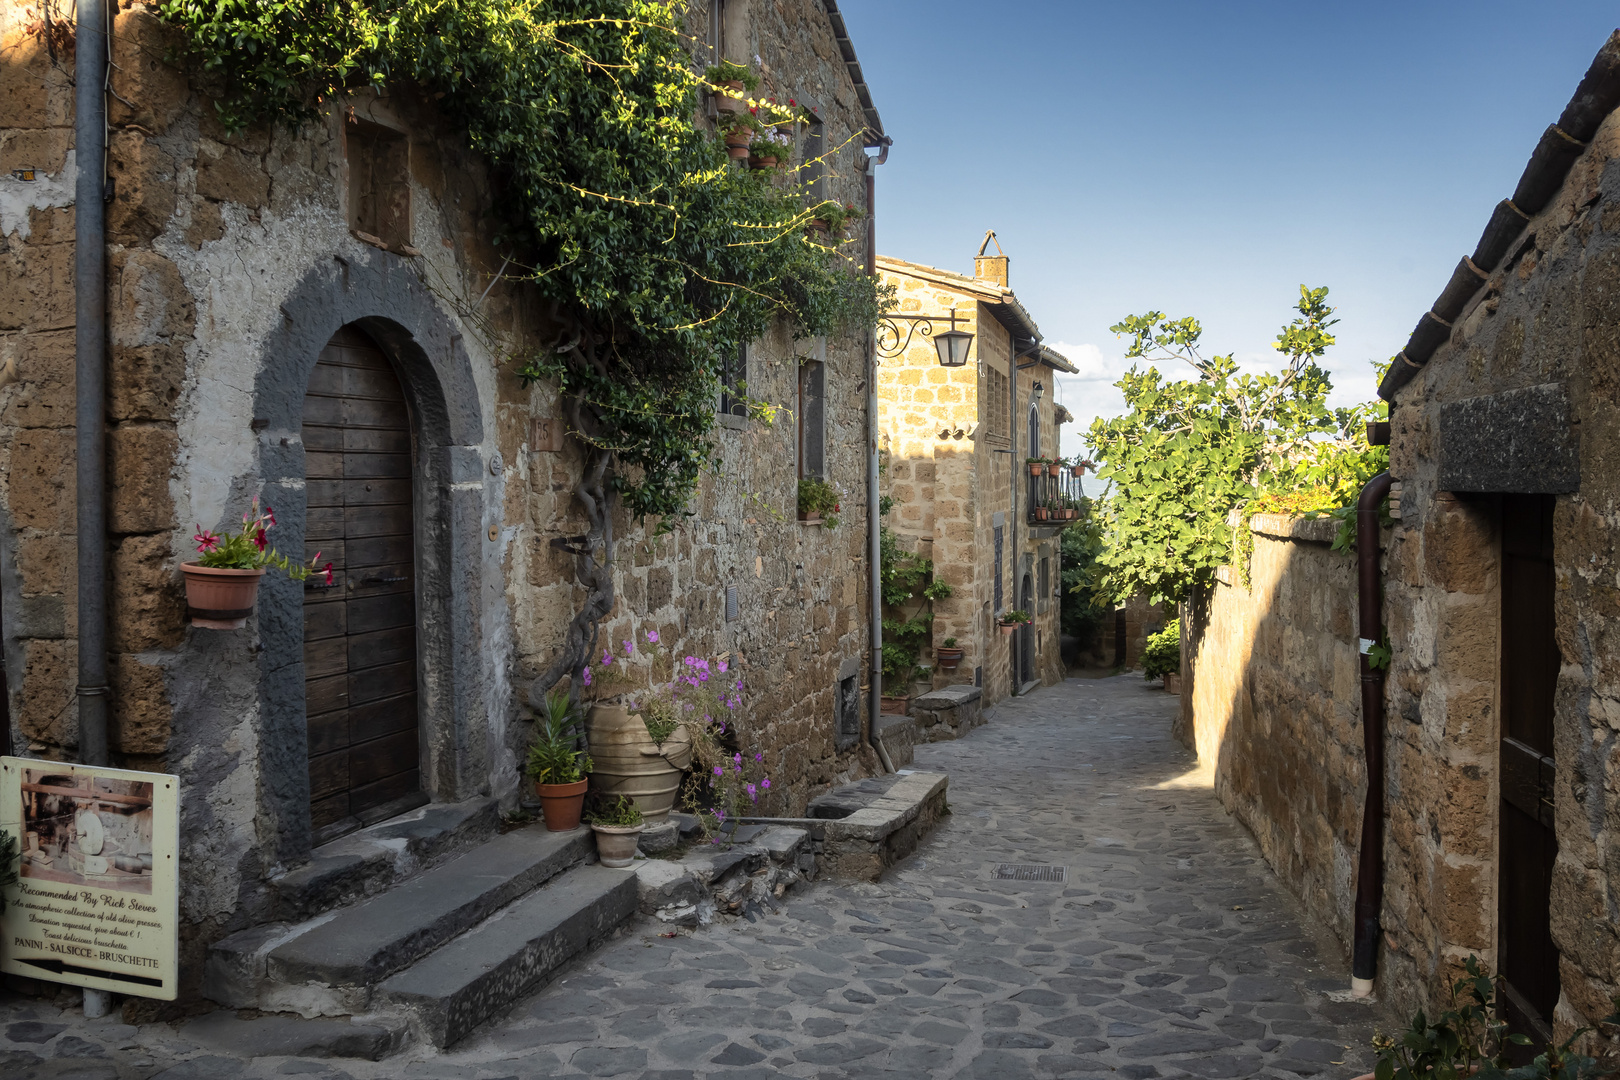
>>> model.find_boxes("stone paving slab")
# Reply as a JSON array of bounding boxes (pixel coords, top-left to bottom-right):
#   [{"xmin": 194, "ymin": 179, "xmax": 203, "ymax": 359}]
[{"xmin": 0, "ymin": 675, "xmax": 1395, "ymax": 1078}]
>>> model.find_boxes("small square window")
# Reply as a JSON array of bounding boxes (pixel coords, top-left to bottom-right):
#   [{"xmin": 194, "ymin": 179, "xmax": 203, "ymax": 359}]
[{"xmin": 347, "ymin": 120, "xmax": 411, "ymax": 250}]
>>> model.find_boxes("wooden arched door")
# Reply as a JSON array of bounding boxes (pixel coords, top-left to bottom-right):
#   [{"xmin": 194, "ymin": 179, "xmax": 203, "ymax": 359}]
[{"xmin": 302, "ymin": 326, "xmax": 422, "ymax": 844}]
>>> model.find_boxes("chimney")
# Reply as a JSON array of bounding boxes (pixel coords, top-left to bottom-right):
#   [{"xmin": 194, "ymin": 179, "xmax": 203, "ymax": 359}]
[{"xmin": 974, "ymin": 230, "xmax": 1008, "ymax": 288}]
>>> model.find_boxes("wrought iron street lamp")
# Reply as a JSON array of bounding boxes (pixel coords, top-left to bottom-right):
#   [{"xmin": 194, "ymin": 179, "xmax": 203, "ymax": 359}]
[{"xmin": 875, "ymin": 308, "xmax": 974, "ymax": 367}]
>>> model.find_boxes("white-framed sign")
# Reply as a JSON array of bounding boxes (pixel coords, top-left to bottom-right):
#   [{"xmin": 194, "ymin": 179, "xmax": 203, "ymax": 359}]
[{"xmin": 0, "ymin": 758, "xmax": 179, "ymax": 1000}]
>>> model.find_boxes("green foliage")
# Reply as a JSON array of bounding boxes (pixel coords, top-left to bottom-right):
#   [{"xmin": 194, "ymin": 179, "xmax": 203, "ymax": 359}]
[
  {"xmin": 1060, "ymin": 498, "xmax": 1107, "ymax": 643},
  {"xmin": 810, "ymin": 199, "xmax": 863, "ymax": 233},
  {"xmin": 999, "ymin": 609, "xmax": 1031, "ymax": 626},
  {"xmin": 0, "ymin": 828, "xmax": 16, "ymax": 915},
  {"xmin": 1369, "ymin": 955, "xmax": 1605, "ymax": 1079},
  {"xmin": 586, "ymin": 794, "xmax": 644, "ymax": 828},
  {"xmin": 192, "ymin": 497, "xmax": 322, "ymax": 580},
  {"xmin": 703, "ymin": 59, "xmax": 758, "ymax": 92},
  {"xmin": 798, "ymin": 477, "xmax": 841, "ymax": 528},
  {"xmin": 1088, "ymin": 286, "xmax": 1385, "ymax": 605},
  {"xmin": 1141, "ymin": 621, "xmax": 1180, "ymax": 681},
  {"xmin": 880, "ymin": 526, "xmax": 952, "ymax": 684},
  {"xmin": 156, "ymin": 0, "xmax": 887, "ymax": 522},
  {"xmin": 526, "ymin": 689, "xmax": 592, "ymax": 784}
]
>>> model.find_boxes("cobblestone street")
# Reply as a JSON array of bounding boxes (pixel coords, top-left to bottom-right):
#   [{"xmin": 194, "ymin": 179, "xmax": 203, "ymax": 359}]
[{"xmin": 2, "ymin": 675, "xmax": 1388, "ymax": 1079}]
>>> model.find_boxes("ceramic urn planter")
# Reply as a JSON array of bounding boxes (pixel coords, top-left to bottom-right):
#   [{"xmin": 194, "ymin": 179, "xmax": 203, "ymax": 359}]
[{"xmin": 181, "ymin": 564, "xmax": 266, "ymax": 629}]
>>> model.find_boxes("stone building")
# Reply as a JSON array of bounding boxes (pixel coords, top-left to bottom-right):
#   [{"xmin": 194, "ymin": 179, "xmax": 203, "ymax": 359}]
[
  {"xmin": 875, "ymin": 244, "xmax": 1076, "ymax": 707},
  {"xmin": 1180, "ymin": 31, "xmax": 1620, "ymax": 1046},
  {"xmin": 0, "ymin": 0, "xmax": 892, "ymax": 1015}
]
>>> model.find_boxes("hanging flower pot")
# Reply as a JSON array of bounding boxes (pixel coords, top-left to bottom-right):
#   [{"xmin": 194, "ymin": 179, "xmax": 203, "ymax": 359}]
[
  {"xmin": 1070, "ymin": 465, "xmax": 1085, "ymax": 478},
  {"xmin": 999, "ymin": 621, "xmax": 1016, "ymax": 636},
  {"xmin": 713, "ymin": 79, "xmax": 747, "ymax": 114},
  {"xmin": 1047, "ymin": 463, "xmax": 1062, "ymax": 477},
  {"xmin": 182, "ymin": 565, "xmax": 266, "ymax": 630},
  {"xmin": 1027, "ymin": 461, "xmax": 1044, "ymax": 477},
  {"xmin": 749, "ymin": 154, "xmax": 778, "ymax": 170},
  {"xmin": 936, "ymin": 646, "xmax": 964, "ymax": 670},
  {"xmin": 186, "ymin": 496, "xmax": 329, "ymax": 629},
  {"xmin": 1034, "ymin": 507, "xmax": 1049, "ymax": 521}
]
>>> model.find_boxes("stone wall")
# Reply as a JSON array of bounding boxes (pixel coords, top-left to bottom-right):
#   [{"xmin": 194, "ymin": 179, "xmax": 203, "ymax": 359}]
[
  {"xmin": 0, "ymin": 0, "xmax": 883, "ymax": 1004},
  {"xmin": 1180, "ymin": 514, "xmax": 1367, "ymax": 961}
]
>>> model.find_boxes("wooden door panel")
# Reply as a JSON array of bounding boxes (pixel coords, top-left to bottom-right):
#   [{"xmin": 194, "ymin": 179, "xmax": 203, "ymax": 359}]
[{"xmin": 303, "ymin": 328, "xmax": 421, "ymax": 845}]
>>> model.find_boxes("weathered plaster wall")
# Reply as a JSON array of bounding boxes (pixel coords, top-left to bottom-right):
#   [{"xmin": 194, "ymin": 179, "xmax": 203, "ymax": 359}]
[{"xmin": 1181, "ymin": 514, "xmax": 1367, "ymax": 962}]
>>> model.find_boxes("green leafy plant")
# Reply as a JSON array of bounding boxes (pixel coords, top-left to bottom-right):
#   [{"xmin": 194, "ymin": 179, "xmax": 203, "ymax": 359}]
[
  {"xmin": 192, "ymin": 497, "xmax": 328, "ymax": 582},
  {"xmin": 1087, "ymin": 286, "xmax": 1385, "ymax": 606},
  {"xmin": 810, "ymin": 199, "xmax": 863, "ymax": 234},
  {"xmin": 1061, "ymin": 498, "xmax": 1108, "ymax": 645},
  {"xmin": 941, "ymin": 637, "xmax": 957, "ymax": 648},
  {"xmin": 155, "ymin": 0, "xmax": 890, "ymax": 712},
  {"xmin": 1000, "ymin": 609, "xmax": 1031, "ymax": 626},
  {"xmin": 0, "ymin": 828, "xmax": 16, "ymax": 915},
  {"xmin": 1141, "ymin": 621, "xmax": 1180, "ymax": 681},
  {"xmin": 526, "ymin": 688, "xmax": 592, "ymax": 786},
  {"xmin": 1368, "ymin": 955, "xmax": 1607, "ymax": 1079},
  {"xmin": 703, "ymin": 58, "xmax": 759, "ymax": 92},
  {"xmin": 586, "ymin": 794, "xmax": 644, "ymax": 828},
  {"xmin": 880, "ymin": 526, "xmax": 953, "ymax": 684},
  {"xmin": 798, "ymin": 477, "xmax": 841, "ymax": 528}
]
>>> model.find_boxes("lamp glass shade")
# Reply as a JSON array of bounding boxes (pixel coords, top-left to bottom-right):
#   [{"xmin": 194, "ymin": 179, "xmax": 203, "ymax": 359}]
[
  {"xmin": 1032, "ymin": 381, "xmax": 1045, "ymax": 401},
  {"xmin": 934, "ymin": 329, "xmax": 973, "ymax": 367}
]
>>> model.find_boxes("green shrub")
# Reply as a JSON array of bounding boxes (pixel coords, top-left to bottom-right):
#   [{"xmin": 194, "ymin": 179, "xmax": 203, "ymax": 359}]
[{"xmin": 1141, "ymin": 622, "xmax": 1180, "ymax": 681}]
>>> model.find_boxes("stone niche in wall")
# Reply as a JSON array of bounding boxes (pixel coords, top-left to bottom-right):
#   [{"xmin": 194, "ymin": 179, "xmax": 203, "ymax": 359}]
[{"xmin": 347, "ymin": 120, "xmax": 412, "ymax": 251}]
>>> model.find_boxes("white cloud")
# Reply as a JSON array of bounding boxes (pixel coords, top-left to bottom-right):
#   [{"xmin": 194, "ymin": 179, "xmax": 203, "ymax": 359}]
[{"xmin": 1044, "ymin": 340, "xmax": 1130, "ymax": 456}]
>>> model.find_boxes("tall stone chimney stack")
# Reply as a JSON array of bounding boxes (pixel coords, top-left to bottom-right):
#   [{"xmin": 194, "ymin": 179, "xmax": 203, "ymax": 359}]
[{"xmin": 974, "ymin": 230, "xmax": 1008, "ymax": 287}]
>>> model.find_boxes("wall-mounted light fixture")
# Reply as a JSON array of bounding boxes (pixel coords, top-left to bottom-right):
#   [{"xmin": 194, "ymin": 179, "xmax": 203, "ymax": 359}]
[
  {"xmin": 1032, "ymin": 381, "xmax": 1044, "ymax": 402},
  {"xmin": 876, "ymin": 308, "xmax": 974, "ymax": 367}
]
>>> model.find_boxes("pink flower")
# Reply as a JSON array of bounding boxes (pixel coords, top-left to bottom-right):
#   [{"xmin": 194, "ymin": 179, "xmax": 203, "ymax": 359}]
[
  {"xmin": 193, "ymin": 527, "xmax": 220, "ymax": 553},
  {"xmin": 762, "ymin": 778, "xmax": 771, "ymax": 790},
  {"xmin": 733, "ymin": 753, "xmax": 741, "ymax": 765},
  {"xmin": 581, "ymin": 666, "xmax": 592, "ymax": 687},
  {"xmin": 322, "ymin": 562, "xmax": 334, "ymax": 586},
  {"xmin": 647, "ymin": 630, "xmax": 659, "ymax": 643},
  {"xmin": 746, "ymin": 783, "xmax": 758, "ymax": 801},
  {"xmin": 602, "ymin": 650, "xmax": 613, "ymax": 666},
  {"xmin": 713, "ymin": 765, "xmax": 723, "ymax": 777},
  {"xmin": 264, "ymin": 505, "xmax": 276, "ymax": 527},
  {"xmin": 754, "ymin": 752, "xmax": 763, "ymax": 762},
  {"xmin": 253, "ymin": 528, "xmax": 268, "ymax": 552},
  {"xmin": 718, "ymin": 660, "xmax": 728, "ymax": 674},
  {"xmin": 623, "ymin": 639, "xmax": 633, "ymax": 656}
]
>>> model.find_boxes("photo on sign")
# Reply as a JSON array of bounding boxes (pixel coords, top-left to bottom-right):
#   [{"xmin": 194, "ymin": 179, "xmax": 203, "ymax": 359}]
[{"xmin": 18, "ymin": 769, "xmax": 156, "ymax": 896}]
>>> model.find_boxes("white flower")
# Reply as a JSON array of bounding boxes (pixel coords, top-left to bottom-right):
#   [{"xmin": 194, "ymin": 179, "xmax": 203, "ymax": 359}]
[{"xmin": 754, "ymin": 54, "xmax": 763, "ymax": 66}]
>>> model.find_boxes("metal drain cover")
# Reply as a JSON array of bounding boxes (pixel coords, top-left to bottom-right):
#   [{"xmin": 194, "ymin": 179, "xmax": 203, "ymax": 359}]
[{"xmin": 992, "ymin": 863, "xmax": 1067, "ymax": 883}]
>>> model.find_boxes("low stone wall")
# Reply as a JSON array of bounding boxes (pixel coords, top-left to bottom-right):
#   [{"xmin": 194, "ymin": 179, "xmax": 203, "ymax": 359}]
[
  {"xmin": 1181, "ymin": 513, "xmax": 1366, "ymax": 958},
  {"xmin": 910, "ymin": 685, "xmax": 983, "ymax": 742}
]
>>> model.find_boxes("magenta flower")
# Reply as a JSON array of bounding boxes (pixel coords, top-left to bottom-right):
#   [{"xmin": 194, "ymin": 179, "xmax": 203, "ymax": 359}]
[
  {"xmin": 581, "ymin": 666, "xmax": 592, "ymax": 687},
  {"xmin": 746, "ymin": 783, "xmax": 758, "ymax": 801},
  {"xmin": 713, "ymin": 765, "xmax": 723, "ymax": 777},
  {"xmin": 193, "ymin": 526, "xmax": 220, "ymax": 554},
  {"xmin": 602, "ymin": 650, "xmax": 613, "ymax": 666},
  {"xmin": 754, "ymin": 752, "xmax": 763, "ymax": 762},
  {"xmin": 624, "ymin": 639, "xmax": 633, "ymax": 655},
  {"xmin": 647, "ymin": 630, "xmax": 659, "ymax": 643},
  {"xmin": 733, "ymin": 753, "xmax": 741, "ymax": 765},
  {"xmin": 762, "ymin": 778, "xmax": 771, "ymax": 790},
  {"xmin": 718, "ymin": 660, "xmax": 729, "ymax": 674}
]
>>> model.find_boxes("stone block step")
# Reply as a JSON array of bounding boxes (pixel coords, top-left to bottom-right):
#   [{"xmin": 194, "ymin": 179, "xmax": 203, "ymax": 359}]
[
  {"xmin": 266, "ymin": 825, "xmax": 593, "ymax": 990},
  {"xmin": 378, "ymin": 863, "xmax": 639, "ymax": 1048}
]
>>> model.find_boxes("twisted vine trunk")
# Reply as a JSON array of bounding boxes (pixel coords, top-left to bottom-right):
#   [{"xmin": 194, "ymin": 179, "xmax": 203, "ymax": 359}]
[{"xmin": 526, "ymin": 342, "xmax": 617, "ymax": 723}]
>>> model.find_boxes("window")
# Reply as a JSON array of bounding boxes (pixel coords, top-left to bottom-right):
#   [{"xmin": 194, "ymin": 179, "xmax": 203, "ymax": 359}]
[
  {"xmin": 347, "ymin": 120, "xmax": 411, "ymax": 250},
  {"xmin": 797, "ymin": 340, "xmax": 826, "ymax": 479},
  {"xmin": 800, "ymin": 96, "xmax": 826, "ymax": 202},
  {"xmin": 1040, "ymin": 557, "xmax": 1050, "ymax": 601},
  {"xmin": 985, "ymin": 366, "xmax": 1009, "ymax": 440},
  {"xmin": 835, "ymin": 670, "xmax": 861, "ymax": 751},
  {"xmin": 720, "ymin": 341, "xmax": 747, "ymax": 418},
  {"xmin": 993, "ymin": 525, "xmax": 1004, "ymax": 611},
  {"xmin": 1028, "ymin": 402, "xmax": 1041, "ymax": 459}
]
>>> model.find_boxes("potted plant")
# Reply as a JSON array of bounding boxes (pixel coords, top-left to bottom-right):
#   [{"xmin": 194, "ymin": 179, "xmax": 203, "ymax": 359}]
[
  {"xmin": 703, "ymin": 59, "xmax": 758, "ymax": 114},
  {"xmin": 798, "ymin": 477, "xmax": 840, "ymax": 527},
  {"xmin": 880, "ymin": 690, "xmax": 909, "ymax": 715},
  {"xmin": 808, "ymin": 199, "xmax": 862, "ymax": 238},
  {"xmin": 999, "ymin": 609, "xmax": 1031, "ymax": 636},
  {"xmin": 586, "ymin": 795, "xmax": 645, "ymax": 868},
  {"xmin": 748, "ymin": 125, "xmax": 792, "ymax": 170},
  {"xmin": 719, "ymin": 110, "xmax": 754, "ymax": 160},
  {"xmin": 1033, "ymin": 504, "xmax": 1049, "ymax": 521},
  {"xmin": 1142, "ymin": 622, "xmax": 1180, "ymax": 690},
  {"xmin": 1071, "ymin": 458, "xmax": 1090, "ymax": 478},
  {"xmin": 185, "ymin": 497, "xmax": 329, "ymax": 629},
  {"xmin": 1026, "ymin": 456, "xmax": 1046, "ymax": 477},
  {"xmin": 1047, "ymin": 459, "xmax": 1063, "ymax": 477},
  {"xmin": 527, "ymin": 688, "xmax": 593, "ymax": 831},
  {"xmin": 936, "ymin": 638, "xmax": 964, "ymax": 670}
]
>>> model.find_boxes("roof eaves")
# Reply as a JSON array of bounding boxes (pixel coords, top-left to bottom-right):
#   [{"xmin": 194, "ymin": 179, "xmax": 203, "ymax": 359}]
[
  {"xmin": 1039, "ymin": 345, "xmax": 1078, "ymax": 375},
  {"xmin": 1381, "ymin": 29, "xmax": 1620, "ymax": 402},
  {"xmin": 821, "ymin": 1, "xmax": 888, "ymax": 150}
]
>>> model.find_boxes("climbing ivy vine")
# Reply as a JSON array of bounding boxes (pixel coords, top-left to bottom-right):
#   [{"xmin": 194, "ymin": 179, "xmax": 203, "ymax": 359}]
[{"xmin": 157, "ymin": 0, "xmax": 888, "ymax": 700}]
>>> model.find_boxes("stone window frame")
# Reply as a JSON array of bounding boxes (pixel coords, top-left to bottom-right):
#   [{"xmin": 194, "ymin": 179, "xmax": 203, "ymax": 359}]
[
  {"xmin": 250, "ymin": 255, "xmax": 492, "ymax": 868},
  {"xmin": 344, "ymin": 118, "xmax": 412, "ymax": 251},
  {"xmin": 983, "ymin": 365, "xmax": 1010, "ymax": 443},
  {"xmin": 717, "ymin": 339, "xmax": 750, "ymax": 431},
  {"xmin": 835, "ymin": 655, "xmax": 862, "ymax": 751},
  {"xmin": 797, "ymin": 337, "xmax": 827, "ymax": 480}
]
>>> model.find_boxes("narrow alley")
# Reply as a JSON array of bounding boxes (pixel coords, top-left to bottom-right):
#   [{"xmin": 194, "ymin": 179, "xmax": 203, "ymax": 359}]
[{"xmin": 1, "ymin": 677, "xmax": 1387, "ymax": 1079}]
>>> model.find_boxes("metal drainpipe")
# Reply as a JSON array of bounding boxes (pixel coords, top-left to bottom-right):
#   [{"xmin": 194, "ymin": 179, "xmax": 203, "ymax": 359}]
[
  {"xmin": 866, "ymin": 150, "xmax": 884, "ymax": 761},
  {"xmin": 1351, "ymin": 470, "xmax": 1393, "ymax": 996},
  {"xmin": 75, "ymin": 0, "xmax": 110, "ymax": 769}
]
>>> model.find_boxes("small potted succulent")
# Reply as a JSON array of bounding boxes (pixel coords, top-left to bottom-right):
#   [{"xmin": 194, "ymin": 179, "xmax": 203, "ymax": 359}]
[
  {"xmin": 936, "ymin": 638, "xmax": 964, "ymax": 670},
  {"xmin": 999, "ymin": 609, "xmax": 1031, "ymax": 636},
  {"xmin": 797, "ymin": 477, "xmax": 840, "ymax": 527},
  {"xmin": 527, "ymin": 688, "xmax": 593, "ymax": 831},
  {"xmin": 704, "ymin": 59, "xmax": 757, "ymax": 114},
  {"xmin": 587, "ymin": 795, "xmax": 645, "ymax": 868},
  {"xmin": 1026, "ymin": 456, "xmax": 1047, "ymax": 477},
  {"xmin": 185, "ymin": 497, "xmax": 330, "ymax": 629}
]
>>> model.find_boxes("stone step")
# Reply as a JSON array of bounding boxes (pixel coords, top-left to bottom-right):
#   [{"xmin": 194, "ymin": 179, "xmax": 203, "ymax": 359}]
[
  {"xmin": 206, "ymin": 824, "xmax": 592, "ymax": 1014},
  {"xmin": 377, "ymin": 863, "xmax": 639, "ymax": 1048}
]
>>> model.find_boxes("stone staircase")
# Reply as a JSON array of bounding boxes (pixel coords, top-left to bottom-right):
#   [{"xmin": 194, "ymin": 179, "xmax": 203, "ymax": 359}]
[{"xmin": 204, "ymin": 813, "xmax": 637, "ymax": 1050}]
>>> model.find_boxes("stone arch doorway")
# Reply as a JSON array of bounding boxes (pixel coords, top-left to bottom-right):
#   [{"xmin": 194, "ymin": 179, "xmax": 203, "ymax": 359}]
[
  {"xmin": 250, "ymin": 256, "xmax": 490, "ymax": 868},
  {"xmin": 302, "ymin": 325, "xmax": 424, "ymax": 844}
]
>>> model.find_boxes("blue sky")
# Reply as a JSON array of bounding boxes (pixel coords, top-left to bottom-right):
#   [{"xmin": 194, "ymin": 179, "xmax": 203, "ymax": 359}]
[{"xmin": 840, "ymin": 1, "xmax": 1620, "ymax": 450}]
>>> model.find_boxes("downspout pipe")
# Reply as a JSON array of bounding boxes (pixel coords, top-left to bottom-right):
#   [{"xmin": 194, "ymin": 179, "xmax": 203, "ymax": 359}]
[
  {"xmin": 75, "ymin": 0, "xmax": 110, "ymax": 768},
  {"xmin": 1351, "ymin": 470, "xmax": 1393, "ymax": 995},
  {"xmin": 865, "ymin": 152, "xmax": 883, "ymax": 762}
]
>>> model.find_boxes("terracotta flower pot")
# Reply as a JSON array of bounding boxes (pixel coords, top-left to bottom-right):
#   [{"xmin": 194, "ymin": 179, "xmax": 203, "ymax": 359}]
[
  {"xmin": 936, "ymin": 647, "xmax": 964, "ymax": 670},
  {"xmin": 748, "ymin": 155, "xmax": 778, "ymax": 169},
  {"xmin": 1071, "ymin": 465, "xmax": 1085, "ymax": 478},
  {"xmin": 1028, "ymin": 463, "xmax": 1044, "ymax": 476},
  {"xmin": 1047, "ymin": 463, "xmax": 1062, "ymax": 477},
  {"xmin": 999, "ymin": 622, "xmax": 1016, "ymax": 636},
  {"xmin": 724, "ymin": 126, "xmax": 753, "ymax": 147},
  {"xmin": 880, "ymin": 694, "xmax": 909, "ymax": 716},
  {"xmin": 798, "ymin": 511, "xmax": 821, "ymax": 524},
  {"xmin": 713, "ymin": 82, "xmax": 746, "ymax": 113},
  {"xmin": 536, "ymin": 778, "xmax": 589, "ymax": 831},
  {"xmin": 1034, "ymin": 508, "xmax": 1049, "ymax": 521},
  {"xmin": 1164, "ymin": 673, "xmax": 1182, "ymax": 695},
  {"xmin": 592, "ymin": 823, "xmax": 645, "ymax": 868},
  {"xmin": 182, "ymin": 564, "xmax": 266, "ymax": 630}
]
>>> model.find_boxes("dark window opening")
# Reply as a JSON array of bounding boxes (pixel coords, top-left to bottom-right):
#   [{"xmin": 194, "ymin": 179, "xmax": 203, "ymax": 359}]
[
  {"xmin": 835, "ymin": 671, "xmax": 861, "ymax": 751},
  {"xmin": 720, "ymin": 342, "xmax": 748, "ymax": 418},
  {"xmin": 797, "ymin": 351, "xmax": 826, "ymax": 480},
  {"xmin": 347, "ymin": 120, "xmax": 411, "ymax": 251},
  {"xmin": 993, "ymin": 525, "xmax": 1004, "ymax": 611}
]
